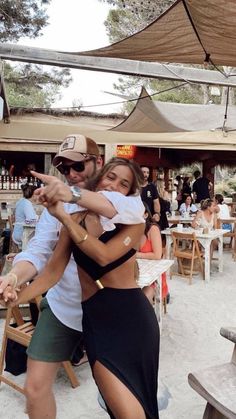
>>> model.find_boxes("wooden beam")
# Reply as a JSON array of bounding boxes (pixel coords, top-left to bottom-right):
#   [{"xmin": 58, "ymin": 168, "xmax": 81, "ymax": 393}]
[{"xmin": 1, "ymin": 43, "xmax": 236, "ymax": 87}]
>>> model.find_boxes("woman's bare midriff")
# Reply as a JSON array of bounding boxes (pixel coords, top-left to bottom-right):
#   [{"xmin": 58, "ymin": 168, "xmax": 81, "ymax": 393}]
[{"xmin": 78, "ymin": 255, "xmax": 139, "ymax": 301}]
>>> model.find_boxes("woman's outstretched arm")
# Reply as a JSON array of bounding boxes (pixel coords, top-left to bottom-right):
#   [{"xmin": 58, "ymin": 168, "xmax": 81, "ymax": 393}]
[
  {"xmin": 31, "ymin": 171, "xmax": 144, "ymax": 225},
  {"xmin": 31, "ymin": 170, "xmax": 117, "ymax": 217},
  {"xmin": 64, "ymin": 215, "xmax": 144, "ymax": 265}
]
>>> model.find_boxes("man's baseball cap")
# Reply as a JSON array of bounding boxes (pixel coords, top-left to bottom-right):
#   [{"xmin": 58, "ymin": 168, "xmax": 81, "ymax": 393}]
[{"xmin": 53, "ymin": 134, "xmax": 99, "ymax": 166}]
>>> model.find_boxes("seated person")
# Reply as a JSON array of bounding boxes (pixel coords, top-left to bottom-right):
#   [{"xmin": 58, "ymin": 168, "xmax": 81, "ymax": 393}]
[
  {"xmin": 179, "ymin": 195, "xmax": 198, "ymax": 216},
  {"xmin": 214, "ymin": 194, "xmax": 232, "ymax": 231},
  {"xmin": 136, "ymin": 204, "xmax": 168, "ymax": 305},
  {"xmin": 191, "ymin": 199, "xmax": 217, "ymax": 230},
  {"xmin": 191, "ymin": 199, "xmax": 218, "ymax": 260},
  {"xmin": 12, "ymin": 183, "xmax": 38, "ymax": 249}
]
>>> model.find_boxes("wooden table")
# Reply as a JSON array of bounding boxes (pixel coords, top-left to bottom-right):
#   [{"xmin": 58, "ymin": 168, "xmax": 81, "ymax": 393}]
[
  {"xmin": 161, "ymin": 228, "xmax": 229, "ymax": 283},
  {"xmin": 136, "ymin": 259, "xmax": 174, "ymax": 330}
]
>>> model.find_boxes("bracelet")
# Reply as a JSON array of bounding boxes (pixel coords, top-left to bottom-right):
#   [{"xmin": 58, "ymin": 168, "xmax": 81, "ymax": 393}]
[
  {"xmin": 6, "ymin": 272, "xmax": 18, "ymax": 288},
  {"xmin": 76, "ymin": 233, "xmax": 88, "ymax": 246}
]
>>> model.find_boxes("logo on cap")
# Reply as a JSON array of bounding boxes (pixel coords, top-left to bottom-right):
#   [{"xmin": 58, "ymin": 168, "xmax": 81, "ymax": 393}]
[{"xmin": 60, "ymin": 136, "xmax": 76, "ymax": 151}]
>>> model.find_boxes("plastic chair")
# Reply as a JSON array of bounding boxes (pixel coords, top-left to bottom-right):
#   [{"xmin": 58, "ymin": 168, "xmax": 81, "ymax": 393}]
[
  {"xmin": 171, "ymin": 230, "xmax": 204, "ymax": 284},
  {"xmin": 0, "ymin": 296, "xmax": 80, "ymax": 394}
]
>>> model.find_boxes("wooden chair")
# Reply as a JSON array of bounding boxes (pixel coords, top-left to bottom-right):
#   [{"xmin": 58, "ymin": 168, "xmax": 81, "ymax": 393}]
[
  {"xmin": 0, "ymin": 297, "xmax": 80, "ymax": 394},
  {"xmin": 188, "ymin": 327, "xmax": 236, "ymax": 419},
  {"xmin": 218, "ymin": 219, "xmax": 236, "ymax": 261},
  {"xmin": 171, "ymin": 231, "xmax": 204, "ymax": 284}
]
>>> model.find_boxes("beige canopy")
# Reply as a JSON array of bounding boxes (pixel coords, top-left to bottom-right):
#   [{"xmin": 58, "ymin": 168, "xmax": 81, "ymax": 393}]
[
  {"xmin": 1, "ymin": 112, "xmax": 236, "ymax": 152},
  {"xmin": 112, "ymin": 87, "xmax": 236, "ymax": 133},
  {"xmin": 77, "ymin": 0, "xmax": 236, "ymax": 67}
]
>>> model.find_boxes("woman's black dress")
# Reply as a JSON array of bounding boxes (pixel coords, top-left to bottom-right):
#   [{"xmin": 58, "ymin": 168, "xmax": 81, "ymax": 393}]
[{"xmin": 72, "ymin": 226, "xmax": 159, "ymax": 419}]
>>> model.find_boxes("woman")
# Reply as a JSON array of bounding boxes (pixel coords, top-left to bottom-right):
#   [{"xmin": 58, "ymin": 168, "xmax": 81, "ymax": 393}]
[
  {"xmin": 191, "ymin": 198, "xmax": 218, "ymax": 230},
  {"xmin": 214, "ymin": 194, "xmax": 232, "ymax": 231},
  {"xmin": 179, "ymin": 195, "xmax": 198, "ymax": 216},
  {"xmin": 136, "ymin": 204, "xmax": 168, "ymax": 306},
  {"xmin": 191, "ymin": 198, "xmax": 218, "ymax": 261},
  {"xmin": 11, "ymin": 158, "xmax": 159, "ymax": 419},
  {"xmin": 12, "ymin": 183, "xmax": 38, "ymax": 249}
]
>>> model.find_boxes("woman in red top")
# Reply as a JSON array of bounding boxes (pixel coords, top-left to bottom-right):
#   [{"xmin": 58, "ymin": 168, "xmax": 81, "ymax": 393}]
[{"xmin": 136, "ymin": 204, "xmax": 168, "ymax": 304}]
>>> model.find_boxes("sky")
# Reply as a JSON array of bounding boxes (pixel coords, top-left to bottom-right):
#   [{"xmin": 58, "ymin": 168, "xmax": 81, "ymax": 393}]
[{"xmin": 17, "ymin": 0, "xmax": 122, "ymax": 114}]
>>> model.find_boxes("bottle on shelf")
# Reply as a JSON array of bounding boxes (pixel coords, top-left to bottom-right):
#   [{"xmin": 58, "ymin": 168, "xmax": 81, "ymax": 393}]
[
  {"xmin": 1, "ymin": 163, "xmax": 5, "ymax": 176},
  {"xmin": 10, "ymin": 176, "xmax": 14, "ymax": 190},
  {"xmin": 2, "ymin": 176, "xmax": 7, "ymax": 189},
  {"xmin": 0, "ymin": 176, "xmax": 2, "ymax": 189},
  {"xmin": 18, "ymin": 176, "xmax": 23, "ymax": 189},
  {"xmin": 14, "ymin": 176, "xmax": 18, "ymax": 189}
]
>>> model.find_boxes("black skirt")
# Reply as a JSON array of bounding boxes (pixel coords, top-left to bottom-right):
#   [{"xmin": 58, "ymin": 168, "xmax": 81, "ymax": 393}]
[{"xmin": 82, "ymin": 287, "xmax": 159, "ymax": 419}]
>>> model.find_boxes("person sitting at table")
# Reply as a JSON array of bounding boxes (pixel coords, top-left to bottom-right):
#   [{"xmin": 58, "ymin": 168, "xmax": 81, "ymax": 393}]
[
  {"xmin": 214, "ymin": 194, "xmax": 232, "ymax": 231},
  {"xmin": 191, "ymin": 198, "xmax": 218, "ymax": 230},
  {"xmin": 12, "ymin": 182, "xmax": 38, "ymax": 249},
  {"xmin": 179, "ymin": 195, "xmax": 198, "ymax": 216},
  {"xmin": 136, "ymin": 204, "xmax": 169, "ymax": 305},
  {"xmin": 191, "ymin": 198, "xmax": 218, "ymax": 261}
]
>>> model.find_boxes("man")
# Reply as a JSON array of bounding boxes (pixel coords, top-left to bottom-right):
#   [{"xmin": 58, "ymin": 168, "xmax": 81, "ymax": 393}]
[
  {"xmin": 0, "ymin": 134, "xmax": 144, "ymax": 419},
  {"xmin": 140, "ymin": 165, "xmax": 160, "ymax": 222},
  {"xmin": 192, "ymin": 170, "xmax": 212, "ymax": 204}
]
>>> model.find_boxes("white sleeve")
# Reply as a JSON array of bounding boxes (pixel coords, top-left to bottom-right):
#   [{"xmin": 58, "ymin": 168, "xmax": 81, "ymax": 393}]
[
  {"xmin": 24, "ymin": 200, "xmax": 38, "ymax": 222},
  {"xmin": 13, "ymin": 202, "xmax": 81, "ymax": 272},
  {"xmin": 98, "ymin": 191, "xmax": 145, "ymax": 231},
  {"xmin": 13, "ymin": 207, "xmax": 62, "ymax": 273}
]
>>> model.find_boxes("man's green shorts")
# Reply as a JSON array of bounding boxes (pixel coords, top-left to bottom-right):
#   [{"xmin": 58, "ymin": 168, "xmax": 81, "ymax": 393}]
[{"xmin": 27, "ymin": 298, "xmax": 83, "ymax": 362}]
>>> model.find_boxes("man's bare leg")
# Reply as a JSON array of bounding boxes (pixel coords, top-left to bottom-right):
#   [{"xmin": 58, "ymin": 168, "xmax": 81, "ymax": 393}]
[{"xmin": 24, "ymin": 358, "xmax": 61, "ymax": 419}]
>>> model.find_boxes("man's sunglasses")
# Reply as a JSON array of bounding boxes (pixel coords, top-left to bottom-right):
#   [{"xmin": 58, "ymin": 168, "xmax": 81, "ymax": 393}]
[{"xmin": 56, "ymin": 159, "xmax": 93, "ymax": 175}]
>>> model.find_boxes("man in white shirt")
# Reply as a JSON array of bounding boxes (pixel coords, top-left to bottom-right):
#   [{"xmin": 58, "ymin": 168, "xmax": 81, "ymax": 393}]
[{"xmin": 0, "ymin": 134, "xmax": 144, "ymax": 419}]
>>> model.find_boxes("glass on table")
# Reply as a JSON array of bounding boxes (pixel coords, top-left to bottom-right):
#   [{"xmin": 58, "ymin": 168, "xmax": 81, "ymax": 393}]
[{"xmin": 177, "ymin": 223, "xmax": 183, "ymax": 231}]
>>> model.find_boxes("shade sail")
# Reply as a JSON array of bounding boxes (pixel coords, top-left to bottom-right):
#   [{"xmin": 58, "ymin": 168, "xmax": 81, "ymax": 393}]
[
  {"xmin": 112, "ymin": 87, "xmax": 236, "ymax": 133},
  {"xmin": 76, "ymin": 0, "xmax": 236, "ymax": 67},
  {"xmin": 1, "ymin": 113, "xmax": 236, "ymax": 152}
]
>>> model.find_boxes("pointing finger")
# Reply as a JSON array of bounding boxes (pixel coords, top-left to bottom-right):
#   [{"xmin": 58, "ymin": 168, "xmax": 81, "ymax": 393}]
[{"xmin": 30, "ymin": 170, "xmax": 53, "ymax": 185}]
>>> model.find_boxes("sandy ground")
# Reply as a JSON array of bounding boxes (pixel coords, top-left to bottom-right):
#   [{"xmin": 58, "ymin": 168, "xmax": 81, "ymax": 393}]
[{"xmin": 0, "ymin": 250, "xmax": 236, "ymax": 418}]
